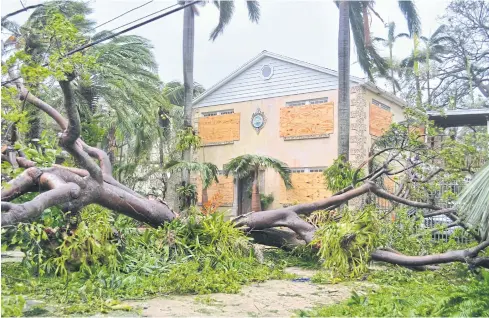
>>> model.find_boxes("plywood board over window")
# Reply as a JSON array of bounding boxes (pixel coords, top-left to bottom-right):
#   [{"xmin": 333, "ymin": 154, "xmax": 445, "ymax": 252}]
[
  {"xmin": 279, "ymin": 172, "xmax": 331, "ymax": 204},
  {"xmin": 280, "ymin": 102, "xmax": 334, "ymax": 138},
  {"xmin": 198, "ymin": 113, "xmax": 240, "ymax": 145},
  {"xmin": 369, "ymin": 103, "xmax": 392, "ymax": 137},
  {"xmin": 194, "ymin": 175, "xmax": 234, "ymax": 206}
]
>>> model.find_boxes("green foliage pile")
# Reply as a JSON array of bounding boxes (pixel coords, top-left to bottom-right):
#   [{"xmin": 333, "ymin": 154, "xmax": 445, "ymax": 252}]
[
  {"xmin": 1, "ymin": 207, "xmax": 286, "ymax": 315},
  {"xmin": 298, "ymin": 267, "xmax": 489, "ymax": 317},
  {"xmin": 312, "ymin": 206, "xmax": 380, "ymax": 278}
]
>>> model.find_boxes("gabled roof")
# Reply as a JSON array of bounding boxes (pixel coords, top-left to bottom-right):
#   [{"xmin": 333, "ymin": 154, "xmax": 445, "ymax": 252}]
[{"xmin": 192, "ymin": 50, "xmax": 405, "ymax": 107}]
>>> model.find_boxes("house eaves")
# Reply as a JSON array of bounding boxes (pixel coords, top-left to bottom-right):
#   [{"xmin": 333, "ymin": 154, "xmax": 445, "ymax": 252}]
[
  {"xmin": 362, "ymin": 82, "xmax": 407, "ymax": 108},
  {"xmin": 192, "ymin": 50, "xmax": 366, "ymax": 106}
]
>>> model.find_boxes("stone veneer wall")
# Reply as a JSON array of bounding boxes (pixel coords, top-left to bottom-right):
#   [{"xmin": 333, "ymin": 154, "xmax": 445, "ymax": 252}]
[{"xmin": 349, "ymin": 86, "xmax": 369, "ymax": 208}]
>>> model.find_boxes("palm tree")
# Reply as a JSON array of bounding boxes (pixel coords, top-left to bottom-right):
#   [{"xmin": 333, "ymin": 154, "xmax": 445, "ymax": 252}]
[
  {"xmin": 457, "ymin": 163, "xmax": 489, "ymax": 241},
  {"xmin": 373, "ymin": 22, "xmax": 410, "ymax": 94},
  {"xmin": 2, "ymin": 0, "xmax": 95, "ymax": 141},
  {"xmin": 3, "ymin": 1, "xmax": 165, "ymax": 166},
  {"xmin": 336, "ymin": 1, "xmax": 421, "ymax": 161},
  {"xmin": 164, "ymin": 160, "xmax": 219, "ymax": 205},
  {"xmin": 181, "ymin": 0, "xmax": 260, "ymax": 183},
  {"xmin": 401, "ymin": 25, "xmax": 450, "ymax": 106},
  {"xmin": 224, "ymin": 155, "xmax": 292, "ymax": 212},
  {"xmin": 164, "ymin": 80, "xmax": 205, "ymax": 107}
]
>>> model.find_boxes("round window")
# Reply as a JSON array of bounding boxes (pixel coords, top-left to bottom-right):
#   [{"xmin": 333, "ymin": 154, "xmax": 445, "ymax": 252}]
[{"xmin": 261, "ymin": 64, "xmax": 274, "ymax": 80}]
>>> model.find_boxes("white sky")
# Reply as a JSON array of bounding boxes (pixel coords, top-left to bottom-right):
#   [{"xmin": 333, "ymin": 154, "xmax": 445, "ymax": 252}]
[{"xmin": 2, "ymin": 0, "xmax": 449, "ymax": 90}]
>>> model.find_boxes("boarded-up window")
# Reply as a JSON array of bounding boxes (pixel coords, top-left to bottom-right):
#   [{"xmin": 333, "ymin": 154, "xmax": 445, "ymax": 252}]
[
  {"xmin": 280, "ymin": 102, "xmax": 334, "ymax": 138},
  {"xmin": 194, "ymin": 175, "xmax": 234, "ymax": 206},
  {"xmin": 369, "ymin": 103, "xmax": 392, "ymax": 137},
  {"xmin": 198, "ymin": 113, "xmax": 240, "ymax": 144},
  {"xmin": 279, "ymin": 172, "xmax": 331, "ymax": 204}
]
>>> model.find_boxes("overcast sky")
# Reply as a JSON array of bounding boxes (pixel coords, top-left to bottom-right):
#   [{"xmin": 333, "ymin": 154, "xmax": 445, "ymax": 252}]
[{"xmin": 2, "ymin": 0, "xmax": 449, "ymax": 90}]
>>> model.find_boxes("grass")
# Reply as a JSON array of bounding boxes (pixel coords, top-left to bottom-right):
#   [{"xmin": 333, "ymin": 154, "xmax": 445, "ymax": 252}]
[{"xmin": 297, "ymin": 266, "xmax": 489, "ymax": 317}]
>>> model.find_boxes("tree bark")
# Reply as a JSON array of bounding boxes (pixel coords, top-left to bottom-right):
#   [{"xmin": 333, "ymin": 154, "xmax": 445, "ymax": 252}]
[
  {"xmin": 337, "ymin": 0, "xmax": 351, "ymax": 161},
  {"xmin": 1, "ymin": 74, "xmax": 176, "ymax": 228},
  {"xmin": 182, "ymin": 3, "xmax": 195, "ymax": 185},
  {"xmin": 201, "ymin": 187, "xmax": 209, "ymax": 205},
  {"xmin": 251, "ymin": 167, "xmax": 261, "ymax": 212}
]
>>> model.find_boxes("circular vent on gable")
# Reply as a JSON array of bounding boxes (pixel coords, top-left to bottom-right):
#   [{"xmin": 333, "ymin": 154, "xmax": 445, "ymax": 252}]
[{"xmin": 261, "ymin": 64, "xmax": 274, "ymax": 80}]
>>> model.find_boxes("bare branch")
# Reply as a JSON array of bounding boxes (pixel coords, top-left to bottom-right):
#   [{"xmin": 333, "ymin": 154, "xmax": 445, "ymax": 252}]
[{"xmin": 371, "ymin": 240, "xmax": 489, "ymax": 267}]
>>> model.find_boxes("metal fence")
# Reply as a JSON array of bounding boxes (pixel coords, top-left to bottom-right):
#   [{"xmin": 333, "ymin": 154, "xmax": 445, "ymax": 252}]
[{"xmin": 375, "ymin": 179, "xmax": 472, "ymax": 244}]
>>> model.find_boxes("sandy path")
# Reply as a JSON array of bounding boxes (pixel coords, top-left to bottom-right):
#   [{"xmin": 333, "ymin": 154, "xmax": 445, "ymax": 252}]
[{"xmin": 128, "ymin": 268, "xmax": 372, "ymax": 317}]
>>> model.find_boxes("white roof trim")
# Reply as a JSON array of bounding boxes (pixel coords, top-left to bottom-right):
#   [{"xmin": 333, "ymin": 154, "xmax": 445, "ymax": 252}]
[
  {"xmin": 362, "ymin": 82, "xmax": 407, "ymax": 108},
  {"xmin": 192, "ymin": 50, "xmax": 365, "ymax": 106}
]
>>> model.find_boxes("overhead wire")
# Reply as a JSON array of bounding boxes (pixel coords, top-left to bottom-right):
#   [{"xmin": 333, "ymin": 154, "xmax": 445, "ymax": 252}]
[
  {"xmin": 87, "ymin": 0, "xmax": 154, "ymax": 33},
  {"xmin": 1, "ymin": 0, "xmax": 200, "ymax": 87},
  {"xmin": 108, "ymin": 3, "xmax": 179, "ymax": 33}
]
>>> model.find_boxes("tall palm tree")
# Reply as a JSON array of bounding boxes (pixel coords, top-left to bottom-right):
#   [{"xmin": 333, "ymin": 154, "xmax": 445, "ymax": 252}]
[
  {"xmin": 401, "ymin": 25, "xmax": 450, "ymax": 106},
  {"xmin": 224, "ymin": 155, "xmax": 292, "ymax": 212},
  {"xmin": 373, "ymin": 22, "xmax": 410, "ymax": 94},
  {"xmin": 181, "ymin": 0, "xmax": 260, "ymax": 183},
  {"xmin": 336, "ymin": 1, "xmax": 421, "ymax": 161}
]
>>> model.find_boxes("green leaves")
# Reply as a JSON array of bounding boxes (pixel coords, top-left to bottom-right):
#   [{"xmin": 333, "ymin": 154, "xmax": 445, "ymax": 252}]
[
  {"xmin": 457, "ymin": 163, "xmax": 489, "ymax": 240},
  {"xmin": 312, "ymin": 206, "xmax": 380, "ymax": 278},
  {"xmin": 322, "ymin": 155, "xmax": 363, "ymax": 192},
  {"xmin": 224, "ymin": 154, "xmax": 292, "ymax": 188}
]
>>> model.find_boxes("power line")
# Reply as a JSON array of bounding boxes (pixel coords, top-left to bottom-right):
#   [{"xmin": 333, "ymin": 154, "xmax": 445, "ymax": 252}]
[
  {"xmin": 2, "ymin": 1, "xmax": 200, "ymax": 87},
  {"xmin": 108, "ymin": 3, "xmax": 179, "ymax": 33},
  {"xmin": 88, "ymin": 0, "xmax": 154, "ymax": 33}
]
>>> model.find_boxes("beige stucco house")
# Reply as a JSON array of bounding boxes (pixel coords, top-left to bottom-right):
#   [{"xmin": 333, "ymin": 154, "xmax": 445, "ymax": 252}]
[{"xmin": 192, "ymin": 51, "xmax": 406, "ymax": 216}]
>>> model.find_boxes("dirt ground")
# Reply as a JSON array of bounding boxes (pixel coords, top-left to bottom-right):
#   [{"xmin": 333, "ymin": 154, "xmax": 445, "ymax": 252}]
[{"xmin": 127, "ymin": 267, "xmax": 374, "ymax": 317}]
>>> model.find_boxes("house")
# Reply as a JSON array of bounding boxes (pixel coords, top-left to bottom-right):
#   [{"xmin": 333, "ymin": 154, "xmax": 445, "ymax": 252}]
[{"xmin": 192, "ymin": 51, "xmax": 407, "ymax": 216}]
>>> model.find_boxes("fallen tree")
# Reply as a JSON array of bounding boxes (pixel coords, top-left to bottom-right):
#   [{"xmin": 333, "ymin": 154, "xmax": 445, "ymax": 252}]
[{"xmin": 2, "ymin": 69, "xmax": 488, "ymax": 269}]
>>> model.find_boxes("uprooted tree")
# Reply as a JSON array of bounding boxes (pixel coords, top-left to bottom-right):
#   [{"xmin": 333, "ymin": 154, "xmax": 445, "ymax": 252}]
[
  {"xmin": 3, "ymin": 63, "xmax": 489, "ymax": 269},
  {"xmin": 2, "ymin": 2, "xmax": 488, "ymax": 272}
]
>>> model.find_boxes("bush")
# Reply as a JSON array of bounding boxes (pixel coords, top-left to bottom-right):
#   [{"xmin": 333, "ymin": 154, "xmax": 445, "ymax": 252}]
[{"xmin": 1, "ymin": 206, "xmax": 286, "ymax": 315}]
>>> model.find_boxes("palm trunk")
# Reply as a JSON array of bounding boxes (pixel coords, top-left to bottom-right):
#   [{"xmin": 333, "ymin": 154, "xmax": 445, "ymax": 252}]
[
  {"xmin": 390, "ymin": 46, "xmax": 396, "ymax": 95},
  {"xmin": 27, "ymin": 107, "xmax": 42, "ymax": 142},
  {"xmin": 107, "ymin": 125, "xmax": 116, "ymax": 164},
  {"xmin": 413, "ymin": 35, "xmax": 422, "ymax": 107},
  {"xmin": 415, "ymin": 74, "xmax": 422, "ymax": 107},
  {"xmin": 427, "ymin": 68, "xmax": 431, "ymax": 105},
  {"xmin": 251, "ymin": 167, "xmax": 261, "ymax": 212},
  {"xmin": 202, "ymin": 187, "xmax": 209, "ymax": 205},
  {"xmin": 338, "ymin": 0, "xmax": 351, "ymax": 161},
  {"xmin": 182, "ymin": 4, "xmax": 195, "ymax": 185}
]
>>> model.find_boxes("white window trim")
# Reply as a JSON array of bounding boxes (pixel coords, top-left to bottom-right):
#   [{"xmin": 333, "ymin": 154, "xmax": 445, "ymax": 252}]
[
  {"xmin": 290, "ymin": 167, "xmax": 327, "ymax": 173},
  {"xmin": 286, "ymin": 97, "xmax": 329, "ymax": 107},
  {"xmin": 261, "ymin": 64, "xmax": 274, "ymax": 80},
  {"xmin": 202, "ymin": 109, "xmax": 234, "ymax": 117},
  {"xmin": 372, "ymin": 99, "xmax": 391, "ymax": 111}
]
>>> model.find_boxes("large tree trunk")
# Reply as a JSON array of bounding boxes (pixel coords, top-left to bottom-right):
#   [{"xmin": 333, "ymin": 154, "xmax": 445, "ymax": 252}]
[
  {"xmin": 251, "ymin": 167, "xmax": 261, "ymax": 212},
  {"xmin": 182, "ymin": 3, "xmax": 195, "ymax": 185},
  {"xmin": 337, "ymin": 1, "xmax": 351, "ymax": 161},
  {"xmin": 2, "ymin": 68, "xmax": 487, "ymax": 270},
  {"xmin": 1, "ymin": 76, "xmax": 176, "ymax": 228}
]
